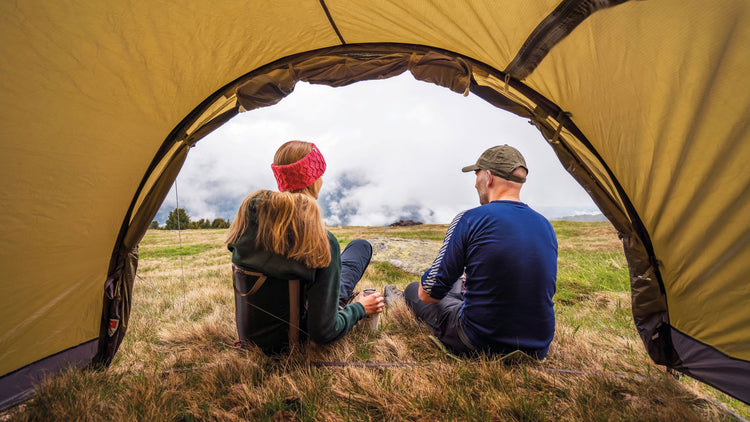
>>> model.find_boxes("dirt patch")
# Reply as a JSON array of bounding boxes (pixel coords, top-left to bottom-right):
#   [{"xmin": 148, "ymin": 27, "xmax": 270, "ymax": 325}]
[{"xmin": 369, "ymin": 237, "xmax": 442, "ymax": 275}]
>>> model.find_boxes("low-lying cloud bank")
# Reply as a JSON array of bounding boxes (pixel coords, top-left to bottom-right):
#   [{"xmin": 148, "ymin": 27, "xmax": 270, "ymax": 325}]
[
  {"xmin": 154, "ymin": 74, "xmax": 600, "ymax": 227},
  {"xmin": 155, "ymin": 170, "xmax": 601, "ymax": 227}
]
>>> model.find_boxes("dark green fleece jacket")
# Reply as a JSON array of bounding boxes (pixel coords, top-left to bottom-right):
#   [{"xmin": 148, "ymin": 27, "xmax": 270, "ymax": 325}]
[{"xmin": 227, "ymin": 199, "xmax": 365, "ymax": 353}]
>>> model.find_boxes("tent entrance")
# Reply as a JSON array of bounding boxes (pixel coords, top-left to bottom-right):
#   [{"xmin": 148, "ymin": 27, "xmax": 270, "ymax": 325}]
[
  {"xmin": 98, "ymin": 44, "xmax": 746, "ymax": 404},
  {"xmin": 107, "ymin": 44, "xmax": 658, "ymax": 357}
]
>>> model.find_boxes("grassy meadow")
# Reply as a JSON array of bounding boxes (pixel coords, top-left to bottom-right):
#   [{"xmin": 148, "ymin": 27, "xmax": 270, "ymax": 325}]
[{"xmin": 4, "ymin": 222, "xmax": 749, "ymax": 421}]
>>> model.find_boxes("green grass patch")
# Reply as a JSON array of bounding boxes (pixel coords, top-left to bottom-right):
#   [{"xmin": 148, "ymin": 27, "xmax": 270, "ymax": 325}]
[
  {"xmin": 385, "ymin": 230, "xmax": 446, "ymax": 242},
  {"xmin": 366, "ymin": 261, "xmax": 415, "ymax": 286},
  {"xmin": 550, "ymin": 221, "xmax": 582, "ymax": 240},
  {"xmin": 140, "ymin": 244, "xmax": 216, "ymax": 259},
  {"xmin": 558, "ymin": 249, "xmax": 629, "ymax": 293}
]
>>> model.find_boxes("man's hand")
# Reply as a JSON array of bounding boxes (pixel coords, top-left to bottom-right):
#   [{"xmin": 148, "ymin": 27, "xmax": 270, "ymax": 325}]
[{"xmin": 418, "ymin": 284, "xmax": 441, "ymax": 303}]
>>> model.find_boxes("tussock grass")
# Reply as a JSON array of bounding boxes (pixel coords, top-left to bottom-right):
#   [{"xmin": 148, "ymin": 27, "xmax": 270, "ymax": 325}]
[{"xmin": 4, "ymin": 223, "xmax": 748, "ymax": 421}]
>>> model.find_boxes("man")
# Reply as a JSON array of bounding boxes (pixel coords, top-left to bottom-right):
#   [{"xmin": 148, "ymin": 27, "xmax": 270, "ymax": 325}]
[{"xmin": 397, "ymin": 144, "xmax": 557, "ymax": 359}]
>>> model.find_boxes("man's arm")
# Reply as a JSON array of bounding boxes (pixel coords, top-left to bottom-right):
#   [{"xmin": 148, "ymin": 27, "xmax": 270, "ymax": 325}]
[
  {"xmin": 418, "ymin": 283, "xmax": 441, "ymax": 303},
  {"xmin": 419, "ymin": 211, "xmax": 467, "ymax": 303}
]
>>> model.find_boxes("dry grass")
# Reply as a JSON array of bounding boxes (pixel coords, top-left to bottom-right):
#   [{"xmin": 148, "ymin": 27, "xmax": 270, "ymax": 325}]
[{"xmin": 3, "ymin": 222, "xmax": 748, "ymax": 421}]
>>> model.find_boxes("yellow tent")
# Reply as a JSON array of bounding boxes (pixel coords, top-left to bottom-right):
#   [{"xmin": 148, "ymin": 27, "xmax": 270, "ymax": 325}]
[{"xmin": 1, "ymin": 0, "xmax": 748, "ymax": 407}]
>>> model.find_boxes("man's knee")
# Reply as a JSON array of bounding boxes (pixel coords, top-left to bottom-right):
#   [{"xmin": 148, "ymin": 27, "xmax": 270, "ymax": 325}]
[{"xmin": 404, "ymin": 281, "xmax": 420, "ymax": 305}]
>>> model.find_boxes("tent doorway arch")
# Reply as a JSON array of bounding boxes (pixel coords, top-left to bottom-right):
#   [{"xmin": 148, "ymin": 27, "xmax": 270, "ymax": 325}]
[
  {"xmin": 110, "ymin": 44, "xmax": 645, "ymax": 354},
  {"xmin": 104, "ymin": 44, "xmax": 750, "ymax": 406}
]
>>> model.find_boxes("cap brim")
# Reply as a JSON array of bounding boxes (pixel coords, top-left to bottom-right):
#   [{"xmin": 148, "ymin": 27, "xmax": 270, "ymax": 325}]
[{"xmin": 461, "ymin": 164, "xmax": 479, "ymax": 173}]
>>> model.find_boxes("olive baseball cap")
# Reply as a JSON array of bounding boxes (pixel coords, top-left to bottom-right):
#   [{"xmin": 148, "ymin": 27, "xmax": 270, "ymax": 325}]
[{"xmin": 461, "ymin": 145, "xmax": 528, "ymax": 183}]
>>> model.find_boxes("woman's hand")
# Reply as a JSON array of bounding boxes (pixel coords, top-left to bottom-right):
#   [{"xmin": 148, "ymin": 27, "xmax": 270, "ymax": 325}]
[{"xmin": 357, "ymin": 291, "xmax": 385, "ymax": 316}]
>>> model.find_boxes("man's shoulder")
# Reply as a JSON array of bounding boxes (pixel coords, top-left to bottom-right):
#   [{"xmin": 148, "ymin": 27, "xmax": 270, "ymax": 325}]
[
  {"xmin": 454, "ymin": 204, "xmax": 499, "ymax": 226},
  {"xmin": 483, "ymin": 201, "xmax": 546, "ymax": 218},
  {"xmin": 453, "ymin": 201, "xmax": 551, "ymax": 228},
  {"xmin": 461, "ymin": 201, "xmax": 514, "ymax": 219},
  {"xmin": 468, "ymin": 202, "xmax": 554, "ymax": 230}
]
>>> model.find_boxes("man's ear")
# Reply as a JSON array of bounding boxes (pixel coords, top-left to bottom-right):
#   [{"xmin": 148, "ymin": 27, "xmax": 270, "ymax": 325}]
[{"xmin": 486, "ymin": 170, "xmax": 493, "ymax": 186}]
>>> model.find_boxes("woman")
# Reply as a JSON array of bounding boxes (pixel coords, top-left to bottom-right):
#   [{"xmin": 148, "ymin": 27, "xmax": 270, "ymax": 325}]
[{"xmin": 226, "ymin": 140, "xmax": 384, "ymax": 353}]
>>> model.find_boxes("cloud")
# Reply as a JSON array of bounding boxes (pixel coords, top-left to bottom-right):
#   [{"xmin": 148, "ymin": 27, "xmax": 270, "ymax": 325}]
[{"xmin": 157, "ymin": 73, "xmax": 598, "ymax": 225}]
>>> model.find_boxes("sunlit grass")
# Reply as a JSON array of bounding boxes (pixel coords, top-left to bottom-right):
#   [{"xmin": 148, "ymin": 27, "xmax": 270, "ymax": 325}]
[
  {"xmin": 139, "ymin": 243, "xmax": 218, "ymax": 259},
  {"xmin": 4, "ymin": 223, "xmax": 747, "ymax": 421}
]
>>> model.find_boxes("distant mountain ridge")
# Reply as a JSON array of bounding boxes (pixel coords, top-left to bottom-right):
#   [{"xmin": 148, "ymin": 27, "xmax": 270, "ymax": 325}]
[
  {"xmin": 153, "ymin": 173, "xmax": 605, "ymax": 226},
  {"xmin": 552, "ymin": 213, "xmax": 608, "ymax": 222}
]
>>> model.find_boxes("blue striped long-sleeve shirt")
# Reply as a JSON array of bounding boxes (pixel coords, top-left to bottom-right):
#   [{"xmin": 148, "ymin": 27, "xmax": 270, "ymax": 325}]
[{"xmin": 420, "ymin": 200, "xmax": 557, "ymax": 357}]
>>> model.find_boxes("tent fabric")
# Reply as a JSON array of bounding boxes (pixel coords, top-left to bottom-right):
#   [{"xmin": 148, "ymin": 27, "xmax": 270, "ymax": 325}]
[
  {"xmin": 234, "ymin": 51, "xmax": 472, "ymax": 114},
  {"xmin": 0, "ymin": 340, "xmax": 98, "ymax": 410},
  {"xmin": 1, "ymin": 0, "xmax": 748, "ymax": 408},
  {"xmin": 504, "ymin": 0, "xmax": 630, "ymax": 79}
]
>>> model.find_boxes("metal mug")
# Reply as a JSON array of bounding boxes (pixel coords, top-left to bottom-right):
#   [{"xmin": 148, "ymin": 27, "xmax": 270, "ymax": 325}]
[{"xmin": 362, "ymin": 288, "xmax": 380, "ymax": 331}]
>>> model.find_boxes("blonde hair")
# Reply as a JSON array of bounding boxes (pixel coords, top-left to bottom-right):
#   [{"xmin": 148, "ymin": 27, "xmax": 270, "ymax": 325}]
[
  {"xmin": 226, "ymin": 190, "xmax": 331, "ymax": 268},
  {"xmin": 225, "ymin": 141, "xmax": 330, "ymax": 268}
]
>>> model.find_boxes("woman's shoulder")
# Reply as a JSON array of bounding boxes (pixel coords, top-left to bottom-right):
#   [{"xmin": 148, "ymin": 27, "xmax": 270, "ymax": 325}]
[
  {"xmin": 326, "ymin": 230, "xmax": 340, "ymax": 253},
  {"xmin": 248, "ymin": 189, "xmax": 272, "ymax": 207},
  {"xmin": 243, "ymin": 189, "xmax": 274, "ymax": 222}
]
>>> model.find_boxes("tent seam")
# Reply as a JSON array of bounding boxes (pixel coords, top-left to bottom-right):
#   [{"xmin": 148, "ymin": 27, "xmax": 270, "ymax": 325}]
[
  {"xmin": 318, "ymin": 0, "xmax": 346, "ymax": 45},
  {"xmin": 504, "ymin": 0, "xmax": 631, "ymax": 80}
]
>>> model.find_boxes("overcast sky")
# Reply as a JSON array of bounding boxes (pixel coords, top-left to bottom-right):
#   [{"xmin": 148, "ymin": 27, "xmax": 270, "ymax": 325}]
[{"xmin": 157, "ymin": 73, "xmax": 599, "ymax": 226}]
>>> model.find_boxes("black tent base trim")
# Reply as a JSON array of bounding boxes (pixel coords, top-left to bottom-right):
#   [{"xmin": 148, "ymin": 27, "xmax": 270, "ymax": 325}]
[
  {"xmin": 672, "ymin": 327, "xmax": 750, "ymax": 405},
  {"xmin": 0, "ymin": 339, "xmax": 98, "ymax": 411}
]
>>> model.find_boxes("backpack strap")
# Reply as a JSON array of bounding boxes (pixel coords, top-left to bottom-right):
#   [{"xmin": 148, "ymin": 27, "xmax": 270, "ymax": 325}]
[
  {"xmin": 232, "ymin": 264, "xmax": 268, "ymax": 296},
  {"xmin": 232, "ymin": 264, "xmax": 304, "ymax": 348},
  {"xmin": 288, "ymin": 279, "xmax": 301, "ymax": 347}
]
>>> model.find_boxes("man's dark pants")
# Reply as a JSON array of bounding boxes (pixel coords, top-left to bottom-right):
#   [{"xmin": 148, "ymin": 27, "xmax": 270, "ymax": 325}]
[{"xmin": 404, "ymin": 280, "xmax": 475, "ymax": 354}]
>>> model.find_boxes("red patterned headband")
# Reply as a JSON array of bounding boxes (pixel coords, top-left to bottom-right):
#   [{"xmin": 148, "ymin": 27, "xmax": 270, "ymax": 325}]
[{"xmin": 271, "ymin": 144, "xmax": 327, "ymax": 192}]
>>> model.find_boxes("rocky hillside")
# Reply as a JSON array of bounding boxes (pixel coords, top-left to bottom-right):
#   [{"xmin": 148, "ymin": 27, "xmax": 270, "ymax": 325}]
[{"xmin": 369, "ymin": 237, "xmax": 441, "ymax": 275}]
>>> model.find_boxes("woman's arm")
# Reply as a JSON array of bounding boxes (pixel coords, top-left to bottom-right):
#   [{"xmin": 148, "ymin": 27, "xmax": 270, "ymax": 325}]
[{"xmin": 305, "ymin": 234, "xmax": 366, "ymax": 344}]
